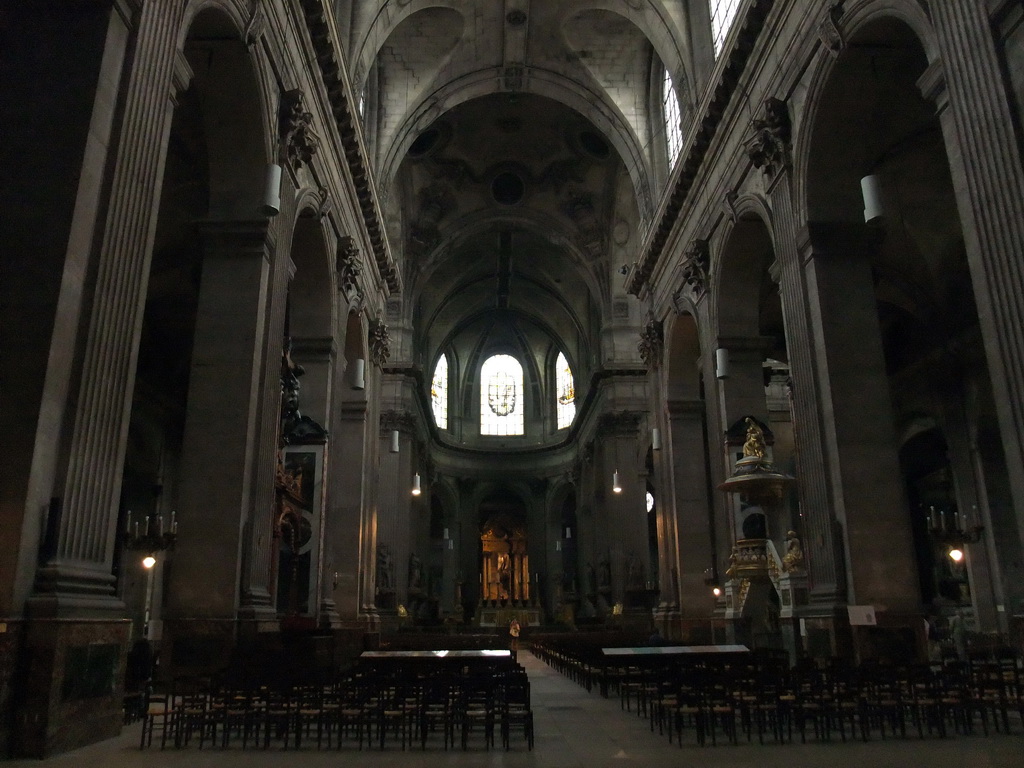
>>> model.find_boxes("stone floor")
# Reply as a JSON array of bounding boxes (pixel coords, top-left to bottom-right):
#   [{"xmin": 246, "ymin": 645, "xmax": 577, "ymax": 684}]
[{"xmin": 10, "ymin": 650, "xmax": 1022, "ymax": 768}]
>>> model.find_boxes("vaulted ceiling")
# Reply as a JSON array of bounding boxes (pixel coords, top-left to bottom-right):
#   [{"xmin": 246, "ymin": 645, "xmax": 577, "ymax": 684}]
[{"xmin": 349, "ymin": 1, "xmax": 694, "ymax": 388}]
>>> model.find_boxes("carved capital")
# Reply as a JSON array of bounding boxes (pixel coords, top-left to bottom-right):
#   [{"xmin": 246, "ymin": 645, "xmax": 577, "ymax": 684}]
[
  {"xmin": 281, "ymin": 89, "xmax": 319, "ymax": 171},
  {"xmin": 681, "ymin": 238, "xmax": 710, "ymax": 297},
  {"xmin": 744, "ymin": 98, "xmax": 791, "ymax": 178},
  {"xmin": 637, "ymin": 319, "xmax": 664, "ymax": 370},
  {"xmin": 597, "ymin": 410, "xmax": 643, "ymax": 436},
  {"xmin": 380, "ymin": 409, "xmax": 417, "ymax": 435},
  {"xmin": 369, "ymin": 319, "xmax": 391, "ymax": 367}
]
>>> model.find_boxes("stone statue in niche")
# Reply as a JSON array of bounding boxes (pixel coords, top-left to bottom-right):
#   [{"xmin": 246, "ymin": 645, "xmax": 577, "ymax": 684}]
[
  {"xmin": 597, "ymin": 554, "xmax": 611, "ymax": 592},
  {"xmin": 626, "ymin": 553, "xmax": 644, "ymax": 590},
  {"xmin": 782, "ymin": 531, "xmax": 805, "ymax": 573},
  {"xmin": 376, "ymin": 544, "xmax": 394, "ymax": 592},
  {"xmin": 408, "ymin": 552, "xmax": 424, "ymax": 594},
  {"xmin": 280, "ymin": 339, "xmax": 327, "ymax": 444}
]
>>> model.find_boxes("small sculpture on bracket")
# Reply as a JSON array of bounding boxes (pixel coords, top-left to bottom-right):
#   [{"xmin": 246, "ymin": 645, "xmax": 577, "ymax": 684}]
[{"xmin": 742, "ymin": 417, "xmax": 767, "ymax": 459}]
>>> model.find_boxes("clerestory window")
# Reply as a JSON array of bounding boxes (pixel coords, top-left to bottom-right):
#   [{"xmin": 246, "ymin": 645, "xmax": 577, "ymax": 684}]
[
  {"xmin": 555, "ymin": 352, "xmax": 576, "ymax": 430},
  {"xmin": 662, "ymin": 68, "xmax": 682, "ymax": 170},
  {"xmin": 480, "ymin": 354, "xmax": 524, "ymax": 436},
  {"xmin": 431, "ymin": 353, "xmax": 448, "ymax": 430},
  {"xmin": 709, "ymin": 0, "xmax": 743, "ymax": 56}
]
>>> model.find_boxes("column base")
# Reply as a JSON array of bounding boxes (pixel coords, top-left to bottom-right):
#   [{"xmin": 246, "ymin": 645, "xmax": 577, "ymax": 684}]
[{"xmin": 11, "ymin": 617, "xmax": 132, "ymax": 758}]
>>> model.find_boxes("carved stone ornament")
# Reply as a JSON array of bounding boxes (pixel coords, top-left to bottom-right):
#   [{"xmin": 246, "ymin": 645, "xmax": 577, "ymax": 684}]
[
  {"xmin": 281, "ymin": 89, "xmax": 320, "ymax": 171},
  {"xmin": 744, "ymin": 97, "xmax": 791, "ymax": 178},
  {"xmin": 818, "ymin": 2, "xmax": 845, "ymax": 59},
  {"xmin": 681, "ymin": 238, "xmax": 710, "ymax": 297},
  {"xmin": 244, "ymin": 3, "xmax": 266, "ymax": 47},
  {"xmin": 369, "ymin": 319, "xmax": 391, "ymax": 367},
  {"xmin": 637, "ymin": 318, "xmax": 664, "ymax": 370},
  {"xmin": 336, "ymin": 235, "xmax": 362, "ymax": 302},
  {"xmin": 597, "ymin": 410, "xmax": 643, "ymax": 436},
  {"xmin": 380, "ymin": 409, "xmax": 416, "ymax": 436},
  {"xmin": 315, "ymin": 186, "xmax": 333, "ymax": 220}
]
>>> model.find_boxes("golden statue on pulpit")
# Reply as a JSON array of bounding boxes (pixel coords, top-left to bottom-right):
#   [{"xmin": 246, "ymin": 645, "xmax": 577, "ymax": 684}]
[{"xmin": 742, "ymin": 417, "xmax": 767, "ymax": 459}]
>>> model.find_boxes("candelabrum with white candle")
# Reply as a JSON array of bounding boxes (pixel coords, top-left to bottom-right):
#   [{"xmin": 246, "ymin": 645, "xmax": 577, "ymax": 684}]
[
  {"xmin": 123, "ymin": 509, "xmax": 178, "ymax": 553},
  {"xmin": 925, "ymin": 504, "xmax": 983, "ymax": 545}
]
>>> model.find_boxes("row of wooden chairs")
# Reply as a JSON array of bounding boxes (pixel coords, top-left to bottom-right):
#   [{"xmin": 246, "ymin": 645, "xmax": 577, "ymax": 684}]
[
  {"xmin": 533, "ymin": 641, "xmax": 1024, "ymax": 746},
  {"xmin": 139, "ymin": 662, "xmax": 534, "ymax": 751}
]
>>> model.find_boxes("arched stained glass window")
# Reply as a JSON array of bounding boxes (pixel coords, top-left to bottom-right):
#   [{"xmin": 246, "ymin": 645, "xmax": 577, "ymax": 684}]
[
  {"xmin": 555, "ymin": 352, "xmax": 575, "ymax": 430},
  {"xmin": 480, "ymin": 354, "xmax": 524, "ymax": 436},
  {"xmin": 662, "ymin": 69, "xmax": 682, "ymax": 170},
  {"xmin": 431, "ymin": 354, "xmax": 448, "ymax": 429},
  {"xmin": 709, "ymin": 0, "xmax": 742, "ymax": 56}
]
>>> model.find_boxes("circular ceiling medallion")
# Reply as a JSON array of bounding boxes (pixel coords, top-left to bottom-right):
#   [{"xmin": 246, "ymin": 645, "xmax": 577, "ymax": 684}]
[{"xmin": 491, "ymin": 172, "xmax": 525, "ymax": 205}]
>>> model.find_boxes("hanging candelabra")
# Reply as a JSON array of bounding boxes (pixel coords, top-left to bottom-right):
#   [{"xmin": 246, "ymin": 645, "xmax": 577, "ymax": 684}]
[
  {"xmin": 124, "ymin": 510, "xmax": 177, "ymax": 553},
  {"xmin": 925, "ymin": 505, "xmax": 983, "ymax": 545}
]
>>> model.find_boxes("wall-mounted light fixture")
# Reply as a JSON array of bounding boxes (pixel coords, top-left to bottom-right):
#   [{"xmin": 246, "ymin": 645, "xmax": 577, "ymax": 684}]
[
  {"xmin": 715, "ymin": 348, "xmax": 730, "ymax": 379},
  {"xmin": 260, "ymin": 162, "xmax": 282, "ymax": 217},
  {"xmin": 389, "ymin": 429, "xmax": 400, "ymax": 453},
  {"xmin": 564, "ymin": 526, "xmax": 572, "ymax": 539},
  {"xmin": 948, "ymin": 547, "xmax": 964, "ymax": 563},
  {"xmin": 711, "ymin": 585, "xmax": 722, "ymax": 597},
  {"xmin": 652, "ymin": 427, "xmax": 662, "ymax": 451},
  {"xmin": 860, "ymin": 174, "xmax": 885, "ymax": 225},
  {"xmin": 411, "ymin": 472, "xmax": 422, "ymax": 496},
  {"xmin": 612, "ymin": 470, "xmax": 622, "ymax": 494},
  {"xmin": 351, "ymin": 358, "xmax": 366, "ymax": 390}
]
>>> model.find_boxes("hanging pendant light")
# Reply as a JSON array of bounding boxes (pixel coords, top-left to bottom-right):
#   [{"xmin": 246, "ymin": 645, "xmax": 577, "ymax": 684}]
[
  {"xmin": 612, "ymin": 470, "xmax": 622, "ymax": 494},
  {"xmin": 411, "ymin": 472, "xmax": 422, "ymax": 496}
]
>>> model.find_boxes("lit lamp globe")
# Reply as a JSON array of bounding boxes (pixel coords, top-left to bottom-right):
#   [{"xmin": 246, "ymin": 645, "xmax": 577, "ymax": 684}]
[{"xmin": 142, "ymin": 555, "xmax": 157, "ymax": 569}]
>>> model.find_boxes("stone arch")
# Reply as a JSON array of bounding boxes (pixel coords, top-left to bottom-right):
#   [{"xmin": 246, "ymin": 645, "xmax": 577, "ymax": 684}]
[
  {"xmin": 177, "ymin": 3, "xmax": 275, "ymax": 218},
  {"xmin": 792, "ymin": 0, "xmax": 938, "ymax": 225},
  {"xmin": 664, "ymin": 311, "xmax": 702, "ymax": 402},
  {"xmin": 793, "ymin": 12, "xmax": 1003, "ymax": 622}
]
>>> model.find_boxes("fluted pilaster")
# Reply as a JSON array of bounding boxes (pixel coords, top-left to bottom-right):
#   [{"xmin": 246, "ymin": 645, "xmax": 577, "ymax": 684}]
[
  {"xmin": 929, "ymin": 3, "xmax": 1024, "ymax": 554},
  {"xmin": 769, "ymin": 178, "xmax": 841, "ymax": 603},
  {"xmin": 32, "ymin": 1, "xmax": 181, "ymax": 611}
]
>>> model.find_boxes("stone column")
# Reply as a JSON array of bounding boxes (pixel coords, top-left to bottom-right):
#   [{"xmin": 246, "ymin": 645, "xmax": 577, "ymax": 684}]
[
  {"xmin": 164, "ymin": 221, "xmax": 275, "ymax": 660},
  {"xmin": 377, "ymin": 407, "xmax": 417, "ymax": 618},
  {"xmin": 800, "ymin": 223, "xmax": 918, "ymax": 615},
  {"xmin": 769, "ymin": 188, "xmax": 843, "ymax": 606},
  {"xmin": 939, "ymin": 386, "xmax": 1001, "ymax": 632},
  {"xmin": 330, "ymin": 398, "xmax": 371, "ymax": 621},
  {"xmin": 597, "ymin": 411, "xmax": 648, "ymax": 621},
  {"xmin": 28, "ymin": 0, "xmax": 184, "ymax": 616},
  {"xmin": 9, "ymin": 1, "xmax": 183, "ymax": 756},
  {"xmin": 665, "ymin": 399, "xmax": 716, "ymax": 632},
  {"xmin": 927, "ymin": 3, "xmax": 1024, "ymax": 561}
]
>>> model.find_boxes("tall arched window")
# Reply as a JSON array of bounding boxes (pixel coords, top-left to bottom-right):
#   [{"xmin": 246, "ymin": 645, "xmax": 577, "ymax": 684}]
[
  {"xmin": 710, "ymin": 0, "xmax": 742, "ymax": 56},
  {"xmin": 431, "ymin": 353, "xmax": 448, "ymax": 429},
  {"xmin": 662, "ymin": 68, "xmax": 683, "ymax": 170},
  {"xmin": 480, "ymin": 354, "xmax": 524, "ymax": 436},
  {"xmin": 555, "ymin": 352, "xmax": 575, "ymax": 430}
]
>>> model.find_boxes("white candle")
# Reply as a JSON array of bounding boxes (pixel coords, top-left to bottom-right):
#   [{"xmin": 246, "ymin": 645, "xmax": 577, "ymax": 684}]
[
  {"xmin": 170, "ymin": 510, "xmax": 177, "ymax": 534},
  {"xmin": 125, "ymin": 510, "xmax": 132, "ymax": 536}
]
